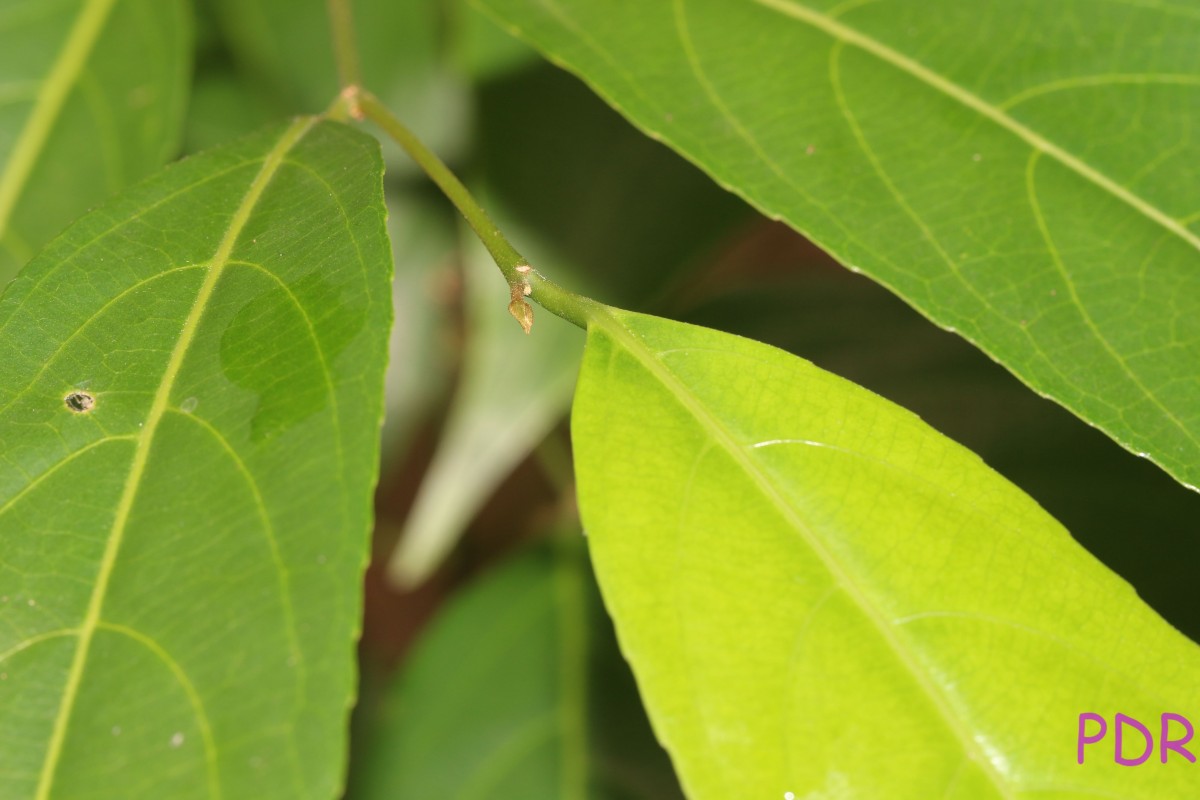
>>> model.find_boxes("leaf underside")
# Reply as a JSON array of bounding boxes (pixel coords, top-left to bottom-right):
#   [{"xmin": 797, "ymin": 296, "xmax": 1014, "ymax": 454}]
[
  {"xmin": 0, "ymin": 119, "xmax": 391, "ymax": 799},
  {"xmin": 482, "ymin": 0, "xmax": 1200, "ymax": 492},
  {"xmin": 572, "ymin": 309, "xmax": 1200, "ymax": 799}
]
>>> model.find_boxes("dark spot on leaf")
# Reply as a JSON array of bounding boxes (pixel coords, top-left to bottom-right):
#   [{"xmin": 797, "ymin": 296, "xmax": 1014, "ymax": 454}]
[{"xmin": 64, "ymin": 391, "xmax": 95, "ymax": 413}]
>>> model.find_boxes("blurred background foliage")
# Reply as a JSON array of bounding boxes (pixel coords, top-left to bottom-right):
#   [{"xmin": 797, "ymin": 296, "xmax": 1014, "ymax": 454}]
[{"xmin": 183, "ymin": 0, "xmax": 1200, "ymax": 795}]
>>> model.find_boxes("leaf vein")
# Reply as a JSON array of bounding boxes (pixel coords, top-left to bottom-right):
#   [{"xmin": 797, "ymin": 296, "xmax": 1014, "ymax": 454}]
[
  {"xmin": 599, "ymin": 309, "xmax": 1019, "ymax": 798},
  {"xmin": 0, "ymin": 435, "xmax": 136, "ymax": 517},
  {"xmin": 0, "ymin": 265, "xmax": 204, "ymax": 417},
  {"xmin": 159, "ymin": 408, "xmax": 310, "ymax": 792},
  {"xmin": 670, "ymin": 0, "xmax": 920, "ymax": 288},
  {"xmin": 31, "ymin": 116, "xmax": 316, "ymax": 800},
  {"xmin": 0, "ymin": 628, "xmax": 77, "ymax": 666},
  {"xmin": 96, "ymin": 622, "xmax": 221, "ymax": 799},
  {"xmin": 999, "ymin": 72, "xmax": 1200, "ymax": 110},
  {"xmin": 1024, "ymin": 151, "xmax": 1199, "ymax": 452},
  {"xmin": 752, "ymin": 0, "xmax": 1200, "ymax": 252},
  {"xmin": 0, "ymin": 157, "xmax": 262, "ymax": 336}
]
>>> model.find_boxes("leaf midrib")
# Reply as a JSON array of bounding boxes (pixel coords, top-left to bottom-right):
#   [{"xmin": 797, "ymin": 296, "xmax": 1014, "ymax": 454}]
[
  {"xmin": 33, "ymin": 116, "xmax": 317, "ymax": 800},
  {"xmin": 0, "ymin": 0, "xmax": 117, "ymax": 238},
  {"xmin": 750, "ymin": 0, "xmax": 1200, "ymax": 254},
  {"xmin": 592, "ymin": 308, "xmax": 1016, "ymax": 799}
]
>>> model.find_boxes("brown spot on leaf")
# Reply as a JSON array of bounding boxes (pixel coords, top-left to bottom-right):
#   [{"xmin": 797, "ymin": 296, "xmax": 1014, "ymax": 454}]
[{"xmin": 64, "ymin": 391, "xmax": 95, "ymax": 413}]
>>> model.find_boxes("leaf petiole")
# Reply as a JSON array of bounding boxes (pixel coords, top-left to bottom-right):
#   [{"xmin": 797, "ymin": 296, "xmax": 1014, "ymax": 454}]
[
  {"xmin": 352, "ymin": 88, "xmax": 601, "ymax": 333},
  {"xmin": 323, "ymin": 0, "xmax": 597, "ymax": 333}
]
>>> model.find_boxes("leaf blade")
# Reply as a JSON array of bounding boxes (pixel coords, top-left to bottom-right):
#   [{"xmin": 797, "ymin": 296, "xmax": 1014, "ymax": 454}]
[
  {"xmin": 0, "ymin": 119, "xmax": 391, "ymax": 799},
  {"xmin": 481, "ymin": 0, "xmax": 1200, "ymax": 491},
  {"xmin": 0, "ymin": 0, "xmax": 191, "ymax": 283},
  {"xmin": 571, "ymin": 308, "xmax": 1200, "ymax": 798},
  {"xmin": 34, "ymin": 115, "xmax": 313, "ymax": 798}
]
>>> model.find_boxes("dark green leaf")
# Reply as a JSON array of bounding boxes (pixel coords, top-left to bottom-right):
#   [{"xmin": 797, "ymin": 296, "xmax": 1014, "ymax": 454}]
[
  {"xmin": 209, "ymin": 0, "xmax": 428, "ymax": 111},
  {"xmin": 208, "ymin": 0, "xmax": 470, "ymax": 170},
  {"xmin": 0, "ymin": 119, "xmax": 391, "ymax": 799},
  {"xmin": 482, "ymin": 0, "xmax": 1200, "ymax": 491}
]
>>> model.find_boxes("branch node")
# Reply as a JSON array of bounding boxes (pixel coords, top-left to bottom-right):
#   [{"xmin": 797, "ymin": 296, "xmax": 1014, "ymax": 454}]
[{"xmin": 341, "ymin": 85, "xmax": 364, "ymax": 120}]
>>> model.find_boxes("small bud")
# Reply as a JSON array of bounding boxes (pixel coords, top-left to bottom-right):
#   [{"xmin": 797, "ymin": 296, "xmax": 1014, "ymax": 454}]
[
  {"xmin": 509, "ymin": 299, "xmax": 533, "ymax": 334},
  {"xmin": 509, "ymin": 284, "xmax": 533, "ymax": 334}
]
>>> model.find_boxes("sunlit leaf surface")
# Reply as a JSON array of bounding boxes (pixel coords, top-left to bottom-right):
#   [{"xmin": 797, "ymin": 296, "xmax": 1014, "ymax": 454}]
[
  {"xmin": 572, "ymin": 308, "xmax": 1200, "ymax": 798},
  {"xmin": 483, "ymin": 0, "xmax": 1200, "ymax": 492},
  {"xmin": 0, "ymin": 119, "xmax": 391, "ymax": 799},
  {"xmin": 682, "ymin": 248, "xmax": 1200, "ymax": 642},
  {"xmin": 0, "ymin": 0, "xmax": 191, "ymax": 283}
]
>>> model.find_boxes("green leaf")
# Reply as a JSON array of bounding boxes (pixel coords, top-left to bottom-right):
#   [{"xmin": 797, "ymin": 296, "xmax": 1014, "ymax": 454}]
[
  {"xmin": 681, "ymin": 250, "xmax": 1200, "ymax": 641},
  {"xmin": 0, "ymin": 118, "xmax": 391, "ymax": 798},
  {"xmin": 571, "ymin": 308, "xmax": 1200, "ymax": 798},
  {"xmin": 358, "ymin": 538, "xmax": 683, "ymax": 800},
  {"xmin": 481, "ymin": 0, "xmax": 1200, "ymax": 492},
  {"xmin": 0, "ymin": 0, "xmax": 191, "ymax": 284}
]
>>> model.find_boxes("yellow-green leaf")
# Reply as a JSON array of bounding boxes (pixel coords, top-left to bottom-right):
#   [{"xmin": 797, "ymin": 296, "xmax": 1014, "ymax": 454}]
[{"xmin": 572, "ymin": 308, "xmax": 1200, "ymax": 798}]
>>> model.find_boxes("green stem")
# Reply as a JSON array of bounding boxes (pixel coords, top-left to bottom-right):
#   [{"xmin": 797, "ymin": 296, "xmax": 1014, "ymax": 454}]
[
  {"xmin": 356, "ymin": 90, "xmax": 600, "ymax": 331},
  {"xmin": 325, "ymin": 0, "xmax": 362, "ymax": 90},
  {"xmin": 320, "ymin": 1, "xmax": 595, "ymax": 332},
  {"xmin": 357, "ymin": 93, "xmax": 520, "ymax": 276}
]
